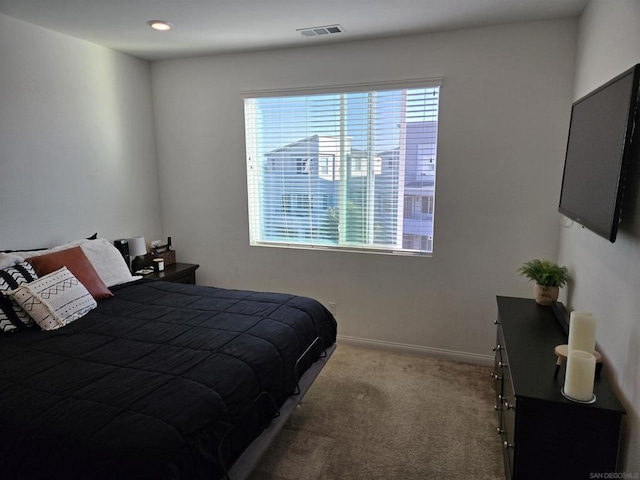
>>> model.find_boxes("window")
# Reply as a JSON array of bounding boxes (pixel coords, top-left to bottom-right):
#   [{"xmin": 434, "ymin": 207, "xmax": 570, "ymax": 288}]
[
  {"xmin": 421, "ymin": 195, "xmax": 434, "ymax": 215},
  {"xmin": 282, "ymin": 193, "xmax": 312, "ymax": 217},
  {"xmin": 243, "ymin": 79, "xmax": 440, "ymax": 255},
  {"xmin": 296, "ymin": 158, "xmax": 310, "ymax": 175},
  {"xmin": 319, "ymin": 156, "xmax": 331, "ymax": 177},
  {"xmin": 416, "ymin": 144, "xmax": 436, "ymax": 177}
]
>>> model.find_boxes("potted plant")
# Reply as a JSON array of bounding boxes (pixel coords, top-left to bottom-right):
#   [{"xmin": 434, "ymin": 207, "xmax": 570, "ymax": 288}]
[{"xmin": 517, "ymin": 259, "xmax": 570, "ymax": 306}]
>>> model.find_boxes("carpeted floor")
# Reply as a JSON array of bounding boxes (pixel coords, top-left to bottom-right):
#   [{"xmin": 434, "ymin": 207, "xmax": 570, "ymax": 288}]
[{"xmin": 249, "ymin": 343, "xmax": 504, "ymax": 480}]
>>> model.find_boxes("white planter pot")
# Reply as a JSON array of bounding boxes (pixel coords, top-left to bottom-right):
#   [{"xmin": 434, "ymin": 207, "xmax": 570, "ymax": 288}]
[{"xmin": 534, "ymin": 284, "xmax": 559, "ymax": 306}]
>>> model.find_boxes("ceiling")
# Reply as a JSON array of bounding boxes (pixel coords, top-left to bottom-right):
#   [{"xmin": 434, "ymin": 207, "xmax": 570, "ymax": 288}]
[{"xmin": 0, "ymin": 0, "xmax": 589, "ymax": 61}]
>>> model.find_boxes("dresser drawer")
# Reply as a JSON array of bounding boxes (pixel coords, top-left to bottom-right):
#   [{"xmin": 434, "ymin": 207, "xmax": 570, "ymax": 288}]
[
  {"xmin": 500, "ymin": 360, "xmax": 515, "ymax": 438},
  {"xmin": 500, "ymin": 411, "xmax": 513, "ymax": 480},
  {"xmin": 501, "ymin": 383, "xmax": 516, "ymax": 477},
  {"xmin": 492, "ymin": 336, "xmax": 504, "ymax": 413},
  {"xmin": 496, "ymin": 323, "xmax": 516, "ymax": 476}
]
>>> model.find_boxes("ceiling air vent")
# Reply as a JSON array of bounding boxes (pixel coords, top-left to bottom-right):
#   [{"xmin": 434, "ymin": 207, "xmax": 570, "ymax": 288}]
[{"xmin": 297, "ymin": 24, "xmax": 344, "ymax": 37}]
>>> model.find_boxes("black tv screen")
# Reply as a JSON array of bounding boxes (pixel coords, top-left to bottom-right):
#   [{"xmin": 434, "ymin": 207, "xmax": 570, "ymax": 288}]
[{"xmin": 558, "ymin": 64, "xmax": 640, "ymax": 242}]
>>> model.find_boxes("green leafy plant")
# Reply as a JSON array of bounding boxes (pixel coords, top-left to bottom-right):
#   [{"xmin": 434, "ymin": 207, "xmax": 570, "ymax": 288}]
[{"xmin": 517, "ymin": 259, "xmax": 570, "ymax": 288}]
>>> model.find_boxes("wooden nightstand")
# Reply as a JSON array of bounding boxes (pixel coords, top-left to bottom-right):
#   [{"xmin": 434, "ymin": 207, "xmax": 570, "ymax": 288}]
[{"xmin": 142, "ymin": 262, "xmax": 199, "ymax": 284}]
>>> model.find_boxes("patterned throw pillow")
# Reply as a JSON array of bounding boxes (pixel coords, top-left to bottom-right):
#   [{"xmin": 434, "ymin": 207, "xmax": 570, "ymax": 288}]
[
  {"xmin": 0, "ymin": 262, "xmax": 38, "ymax": 333},
  {"xmin": 9, "ymin": 267, "xmax": 97, "ymax": 331}
]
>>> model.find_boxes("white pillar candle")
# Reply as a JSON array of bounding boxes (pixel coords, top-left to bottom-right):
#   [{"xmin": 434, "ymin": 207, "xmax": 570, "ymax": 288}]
[
  {"xmin": 568, "ymin": 311, "xmax": 596, "ymax": 354},
  {"xmin": 564, "ymin": 350, "xmax": 596, "ymax": 402}
]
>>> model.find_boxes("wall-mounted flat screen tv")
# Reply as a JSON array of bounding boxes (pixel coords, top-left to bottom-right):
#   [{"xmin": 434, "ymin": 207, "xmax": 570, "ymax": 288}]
[{"xmin": 558, "ymin": 63, "xmax": 640, "ymax": 243}]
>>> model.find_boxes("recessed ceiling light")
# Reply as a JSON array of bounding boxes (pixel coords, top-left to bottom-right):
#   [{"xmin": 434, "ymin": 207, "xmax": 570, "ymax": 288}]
[{"xmin": 147, "ymin": 20, "xmax": 172, "ymax": 31}]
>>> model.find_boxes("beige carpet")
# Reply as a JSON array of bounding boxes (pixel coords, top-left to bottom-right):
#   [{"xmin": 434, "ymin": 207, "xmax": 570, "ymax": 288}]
[{"xmin": 249, "ymin": 344, "xmax": 504, "ymax": 480}]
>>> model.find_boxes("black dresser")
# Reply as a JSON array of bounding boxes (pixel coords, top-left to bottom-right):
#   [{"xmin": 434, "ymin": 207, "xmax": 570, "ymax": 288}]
[{"xmin": 494, "ymin": 296, "xmax": 626, "ymax": 479}]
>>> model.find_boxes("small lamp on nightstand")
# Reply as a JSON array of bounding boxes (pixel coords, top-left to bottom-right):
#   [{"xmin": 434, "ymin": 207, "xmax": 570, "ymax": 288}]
[{"xmin": 128, "ymin": 236, "xmax": 147, "ymax": 273}]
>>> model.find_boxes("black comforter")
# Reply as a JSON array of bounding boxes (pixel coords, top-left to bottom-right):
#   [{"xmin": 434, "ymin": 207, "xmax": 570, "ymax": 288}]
[{"xmin": 0, "ymin": 280, "xmax": 336, "ymax": 479}]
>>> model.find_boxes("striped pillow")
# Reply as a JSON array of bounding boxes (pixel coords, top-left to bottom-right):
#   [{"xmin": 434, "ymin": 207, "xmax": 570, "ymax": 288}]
[{"xmin": 0, "ymin": 262, "xmax": 38, "ymax": 333}]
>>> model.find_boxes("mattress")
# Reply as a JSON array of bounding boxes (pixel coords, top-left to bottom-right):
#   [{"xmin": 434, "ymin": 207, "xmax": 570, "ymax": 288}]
[{"xmin": 0, "ymin": 280, "xmax": 337, "ymax": 479}]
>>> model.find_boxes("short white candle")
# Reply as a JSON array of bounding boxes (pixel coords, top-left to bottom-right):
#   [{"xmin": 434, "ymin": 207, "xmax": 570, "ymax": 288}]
[
  {"xmin": 564, "ymin": 350, "xmax": 596, "ymax": 402},
  {"xmin": 153, "ymin": 258, "xmax": 165, "ymax": 272},
  {"xmin": 568, "ymin": 311, "xmax": 596, "ymax": 354}
]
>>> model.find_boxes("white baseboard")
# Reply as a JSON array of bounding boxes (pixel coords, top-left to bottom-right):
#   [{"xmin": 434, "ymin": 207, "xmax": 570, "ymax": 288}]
[{"xmin": 336, "ymin": 334, "xmax": 494, "ymax": 366}]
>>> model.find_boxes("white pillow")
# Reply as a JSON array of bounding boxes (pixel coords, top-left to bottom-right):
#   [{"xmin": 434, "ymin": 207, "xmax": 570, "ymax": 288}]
[
  {"xmin": 70, "ymin": 238, "xmax": 140, "ymax": 287},
  {"xmin": 9, "ymin": 267, "xmax": 97, "ymax": 331},
  {"xmin": 0, "ymin": 253, "xmax": 22, "ymax": 270},
  {"xmin": 19, "ymin": 238, "xmax": 140, "ymax": 287}
]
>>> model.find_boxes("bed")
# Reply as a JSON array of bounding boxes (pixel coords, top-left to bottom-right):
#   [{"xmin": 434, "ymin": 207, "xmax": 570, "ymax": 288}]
[{"xmin": 0, "ymin": 239, "xmax": 337, "ymax": 479}]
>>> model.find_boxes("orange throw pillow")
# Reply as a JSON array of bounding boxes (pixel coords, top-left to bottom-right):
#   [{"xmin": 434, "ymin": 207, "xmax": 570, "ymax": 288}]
[{"xmin": 27, "ymin": 246, "xmax": 113, "ymax": 300}]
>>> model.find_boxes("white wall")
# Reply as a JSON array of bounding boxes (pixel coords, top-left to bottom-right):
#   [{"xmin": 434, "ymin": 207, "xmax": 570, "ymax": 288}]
[
  {"xmin": 557, "ymin": 0, "xmax": 640, "ymax": 471},
  {"xmin": 151, "ymin": 19, "xmax": 577, "ymax": 361},
  {"xmin": 0, "ymin": 13, "xmax": 162, "ymax": 249}
]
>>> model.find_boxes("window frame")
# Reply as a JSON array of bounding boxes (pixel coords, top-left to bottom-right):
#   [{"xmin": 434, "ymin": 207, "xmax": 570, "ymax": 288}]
[{"xmin": 242, "ymin": 78, "xmax": 442, "ymax": 257}]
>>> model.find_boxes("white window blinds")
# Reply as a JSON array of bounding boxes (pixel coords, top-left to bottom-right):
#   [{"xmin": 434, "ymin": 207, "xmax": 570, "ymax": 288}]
[{"xmin": 243, "ymin": 79, "xmax": 441, "ymax": 255}]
